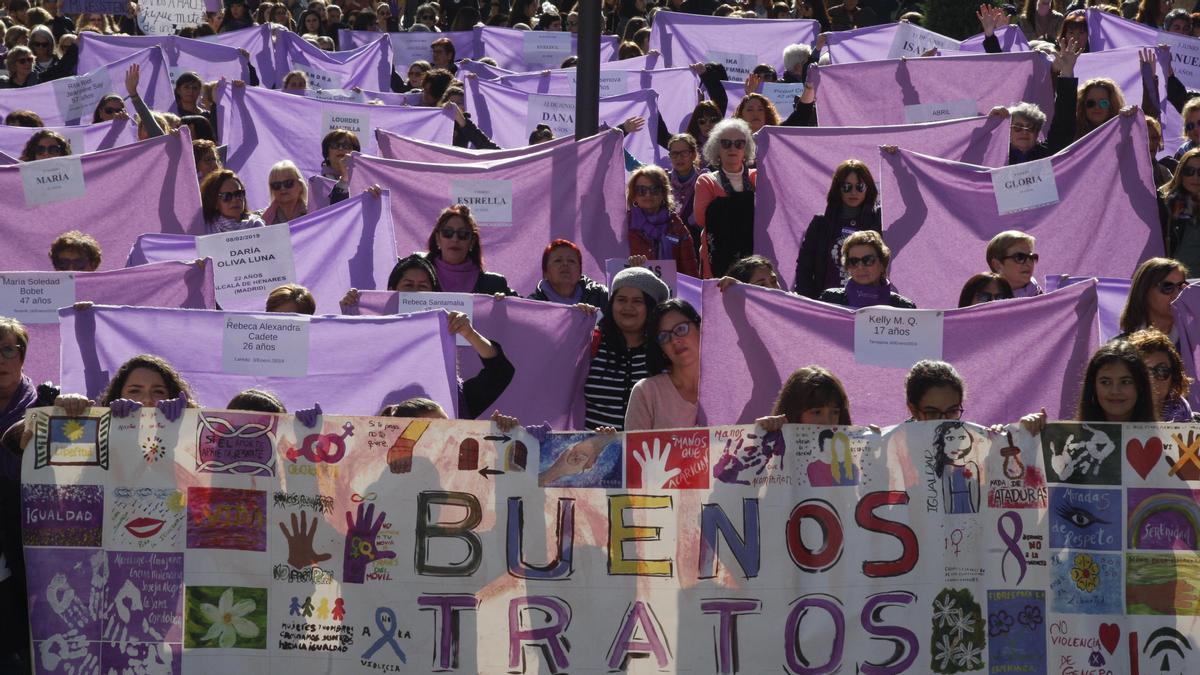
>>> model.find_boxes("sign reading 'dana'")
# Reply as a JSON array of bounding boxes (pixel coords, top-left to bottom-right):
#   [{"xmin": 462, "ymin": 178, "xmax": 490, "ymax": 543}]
[
  {"xmin": 137, "ymin": 0, "xmax": 206, "ymax": 36},
  {"xmin": 527, "ymin": 93, "xmax": 576, "ymax": 138},
  {"xmin": 20, "ymin": 156, "xmax": 86, "ymax": 207},
  {"xmin": 761, "ymin": 82, "xmax": 806, "ymax": 116},
  {"xmin": 604, "ymin": 258, "xmax": 677, "ymax": 295},
  {"xmin": 888, "ymin": 22, "xmax": 960, "ymax": 58},
  {"xmin": 221, "ymin": 313, "xmax": 310, "ymax": 376},
  {"xmin": 522, "ymin": 31, "xmax": 571, "ymax": 69},
  {"xmin": 569, "ymin": 71, "xmax": 630, "ymax": 96},
  {"xmin": 195, "ymin": 224, "xmax": 297, "ymax": 309},
  {"xmin": 853, "ymin": 307, "xmax": 944, "ymax": 368},
  {"xmin": 0, "ymin": 273, "xmax": 76, "ymax": 324},
  {"xmin": 902, "ymin": 99, "xmax": 979, "ymax": 124},
  {"xmin": 705, "ymin": 49, "xmax": 757, "ymax": 80},
  {"xmin": 991, "ymin": 158, "xmax": 1060, "ymax": 215},
  {"xmin": 53, "ymin": 67, "xmax": 114, "ymax": 122},
  {"xmin": 450, "ymin": 179, "xmax": 513, "ymax": 225},
  {"xmin": 299, "ymin": 65, "xmax": 342, "ymax": 91},
  {"xmin": 321, "ymin": 109, "xmax": 372, "ymax": 152},
  {"xmin": 390, "ymin": 292, "xmax": 473, "ymax": 345}
]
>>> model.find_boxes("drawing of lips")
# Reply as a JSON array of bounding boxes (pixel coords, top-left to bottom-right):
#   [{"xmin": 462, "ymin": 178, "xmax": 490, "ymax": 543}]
[{"xmin": 124, "ymin": 517, "xmax": 165, "ymax": 539}]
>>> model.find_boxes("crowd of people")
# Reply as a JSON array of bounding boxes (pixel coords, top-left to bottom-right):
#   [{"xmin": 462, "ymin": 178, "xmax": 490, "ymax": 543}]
[{"xmin": 1, "ymin": 0, "xmax": 1200, "ymax": 670}]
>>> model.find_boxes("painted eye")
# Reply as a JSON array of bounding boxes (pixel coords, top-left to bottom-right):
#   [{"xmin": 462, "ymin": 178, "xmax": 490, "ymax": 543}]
[{"xmin": 1055, "ymin": 504, "xmax": 1108, "ymax": 529}]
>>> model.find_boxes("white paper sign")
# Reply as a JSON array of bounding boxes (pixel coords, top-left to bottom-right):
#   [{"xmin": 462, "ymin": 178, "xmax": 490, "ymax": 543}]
[
  {"xmin": 527, "ymin": 94, "xmax": 575, "ymax": 137},
  {"xmin": 854, "ymin": 308, "xmax": 944, "ymax": 369},
  {"xmin": 705, "ymin": 49, "xmax": 757, "ymax": 80},
  {"xmin": 761, "ymin": 82, "xmax": 806, "ymax": 116},
  {"xmin": 523, "ymin": 31, "xmax": 571, "ymax": 69},
  {"xmin": 310, "ymin": 88, "xmax": 365, "ymax": 103},
  {"xmin": 902, "ymin": 99, "xmax": 979, "ymax": 124},
  {"xmin": 888, "ymin": 22, "xmax": 961, "ymax": 58},
  {"xmin": 570, "ymin": 71, "xmax": 630, "ymax": 96},
  {"xmin": 1159, "ymin": 31, "xmax": 1200, "ymax": 88},
  {"xmin": 53, "ymin": 67, "xmax": 114, "ymax": 122},
  {"xmin": 0, "ymin": 273, "xmax": 76, "ymax": 324},
  {"xmin": 391, "ymin": 33, "xmax": 435, "ymax": 67},
  {"xmin": 21, "ymin": 156, "xmax": 86, "ymax": 207},
  {"xmin": 322, "ymin": 108, "xmax": 373, "ymax": 152},
  {"xmin": 991, "ymin": 159, "xmax": 1060, "ymax": 215},
  {"xmin": 137, "ymin": 0, "xmax": 205, "ymax": 36},
  {"xmin": 221, "ymin": 313, "xmax": 310, "ymax": 377},
  {"xmin": 604, "ymin": 258, "xmax": 678, "ymax": 295},
  {"xmin": 195, "ymin": 225, "xmax": 297, "ymax": 308},
  {"xmin": 451, "ymin": 179, "xmax": 513, "ymax": 225},
  {"xmin": 299, "ymin": 65, "xmax": 343, "ymax": 91},
  {"xmin": 391, "ymin": 292, "xmax": 474, "ymax": 346}
]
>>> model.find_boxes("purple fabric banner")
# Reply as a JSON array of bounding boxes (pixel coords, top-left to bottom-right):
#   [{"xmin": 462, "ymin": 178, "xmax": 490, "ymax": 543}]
[
  {"xmin": 0, "ymin": 130, "xmax": 204, "ymax": 272},
  {"xmin": 59, "ymin": 306, "xmax": 459, "ymax": 416},
  {"xmin": 337, "ymin": 29, "xmax": 482, "ymax": 67},
  {"xmin": 810, "ymin": 51, "xmax": 1053, "ymax": 127},
  {"xmin": 879, "ymin": 114, "xmax": 1162, "ymax": 309},
  {"xmin": 1043, "ymin": 275, "xmax": 1129, "ymax": 342},
  {"xmin": 272, "ymin": 31, "xmax": 392, "ymax": 92},
  {"xmin": 0, "ymin": 118, "xmax": 138, "ymax": 158},
  {"xmin": 753, "ymin": 116, "xmax": 1010, "ymax": 290},
  {"xmin": 476, "ymin": 26, "xmax": 617, "ymax": 71},
  {"xmin": 461, "ymin": 76, "xmax": 661, "ymax": 162},
  {"xmin": 825, "ymin": 22, "xmax": 1029, "ymax": 63},
  {"xmin": 347, "ymin": 293, "xmax": 592, "ymax": 427},
  {"xmin": 0, "ymin": 46, "xmax": 174, "ymax": 125},
  {"xmin": 699, "ymin": 279, "xmax": 1099, "ymax": 425},
  {"xmin": 0, "ymin": 149, "xmax": 16, "ymax": 165},
  {"xmin": 347, "ymin": 130, "xmax": 628, "ymax": 295},
  {"xmin": 648, "ymin": 11, "xmax": 819, "ymax": 75},
  {"xmin": 456, "ymin": 59, "xmax": 516, "ymax": 81},
  {"xmin": 1087, "ymin": 7, "xmax": 1200, "ymax": 91},
  {"xmin": 375, "ymin": 127, "xmax": 574, "ymax": 161},
  {"xmin": 78, "ymin": 32, "xmax": 250, "ymax": 86},
  {"xmin": 1075, "ymin": 45, "xmax": 1180, "ymax": 158},
  {"xmin": 218, "ymin": 82, "xmax": 455, "ymax": 207},
  {"xmin": 307, "ymin": 175, "xmax": 335, "ymax": 212},
  {"xmin": 126, "ymin": 192, "xmax": 398, "ymax": 313},
  {"xmin": 354, "ymin": 87, "xmax": 419, "ymax": 105},
  {"xmin": 1172, "ymin": 285, "xmax": 1200, "ymax": 409},
  {"xmin": 199, "ymin": 25, "xmax": 277, "ymax": 88},
  {"xmin": 13, "ymin": 261, "xmax": 216, "ymax": 387},
  {"xmin": 677, "ymin": 273, "xmax": 701, "ymax": 308}
]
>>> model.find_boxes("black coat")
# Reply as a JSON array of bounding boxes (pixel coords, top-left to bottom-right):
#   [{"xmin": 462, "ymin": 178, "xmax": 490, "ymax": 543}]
[
  {"xmin": 818, "ymin": 286, "xmax": 916, "ymax": 309},
  {"xmin": 793, "ymin": 207, "xmax": 883, "ymax": 298}
]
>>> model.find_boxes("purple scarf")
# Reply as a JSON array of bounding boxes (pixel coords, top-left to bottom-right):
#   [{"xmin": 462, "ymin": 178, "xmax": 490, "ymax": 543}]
[
  {"xmin": 536, "ymin": 279, "xmax": 584, "ymax": 304},
  {"xmin": 1, "ymin": 375, "xmax": 36, "ymax": 480},
  {"xmin": 670, "ymin": 168, "xmax": 699, "ymax": 227},
  {"xmin": 434, "ymin": 257, "xmax": 481, "ymax": 293},
  {"xmin": 844, "ymin": 279, "xmax": 892, "ymax": 309},
  {"xmin": 629, "ymin": 207, "xmax": 673, "ymax": 260}
]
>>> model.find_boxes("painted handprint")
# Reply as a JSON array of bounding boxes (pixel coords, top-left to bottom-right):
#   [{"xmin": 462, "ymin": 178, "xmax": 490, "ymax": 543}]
[
  {"xmin": 342, "ymin": 503, "xmax": 396, "ymax": 583},
  {"xmin": 47, "ymin": 572, "xmax": 91, "ymax": 629},
  {"xmin": 38, "ymin": 629, "xmax": 97, "ymax": 674},
  {"xmin": 279, "ymin": 510, "xmax": 333, "ymax": 570},
  {"xmin": 712, "ymin": 437, "xmax": 765, "ymax": 485},
  {"xmin": 633, "ymin": 439, "xmax": 680, "ymax": 488}
]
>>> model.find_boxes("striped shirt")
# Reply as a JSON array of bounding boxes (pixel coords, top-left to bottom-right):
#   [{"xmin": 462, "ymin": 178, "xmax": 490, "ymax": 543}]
[{"xmin": 584, "ymin": 339, "xmax": 649, "ymax": 430}]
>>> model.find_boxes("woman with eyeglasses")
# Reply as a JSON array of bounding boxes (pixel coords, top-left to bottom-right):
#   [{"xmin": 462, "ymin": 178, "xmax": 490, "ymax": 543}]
[
  {"xmin": 625, "ymin": 298, "xmax": 701, "ymax": 431},
  {"xmin": 400, "ymin": 60, "xmax": 432, "ymax": 92},
  {"xmin": 685, "ymin": 100, "xmax": 723, "ymax": 153},
  {"xmin": 1118, "ymin": 257, "xmax": 1189, "ymax": 342},
  {"xmin": 1160, "ymin": 150, "xmax": 1200, "ymax": 273},
  {"xmin": 986, "ymin": 230, "xmax": 1042, "ymax": 298},
  {"xmin": 318, "ymin": 129, "xmax": 359, "ymax": 205},
  {"xmin": 414, "ymin": 3, "xmax": 441, "ymax": 30},
  {"xmin": 665, "ymin": 133, "xmax": 703, "ymax": 249},
  {"xmin": 200, "ymin": 169, "xmax": 265, "ymax": 234},
  {"xmin": 957, "ymin": 272, "xmax": 1014, "ymax": 308},
  {"xmin": 528, "ymin": 239, "xmax": 609, "ymax": 308},
  {"xmin": 1128, "ymin": 328, "xmax": 1195, "ymax": 422},
  {"xmin": 92, "ymin": 94, "xmax": 127, "ymax": 123},
  {"xmin": 626, "ymin": 166, "xmax": 700, "ymax": 277},
  {"xmin": 258, "ymin": 160, "xmax": 308, "ymax": 225},
  {"xmin": 906, "ymin": 359, "xmax": 966, "ymax": 422},
  {"xmin": 818, "ymin": 230, "xmax": 915, "ymax": 309},
  {"xmin": 28, "ymin": 25, "xmax": 65, "ymax": 82},
  {"xmin": 695, "ymin": 119, "xmax": 757, "ymax": 278},
  {"xmin": 793, "ymin": 159, "xmax": 881, "ymax": 298},
  {"xmin": 0, "ymin": 46, "xmax": 39, "ymax": 88},
  {"xmin": 425, "ymin": 204, "xmax": 517, "ymax": 295},
  {"xmin": 988, "ymin": 34, "xmax": 1081, "ymax": 165},
  {"xmin": 18, "ymin": 130, "xmax": 69, "ymax": 162},
  {"xmin": 0, "ymin": 319, "xmax": 41, "ymax": 442},
  {"xmin": 48, "ymin": 231, "xmax": 102, "ymax": 272}
]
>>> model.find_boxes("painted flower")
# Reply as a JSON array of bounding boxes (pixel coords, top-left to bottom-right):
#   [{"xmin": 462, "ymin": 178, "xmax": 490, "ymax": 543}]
[
  {"xmin": 949, "ymin": 608, "xmax": 976, "ymax": 637},
  {"xmin": 933, "ymin": 633, "xmax": 959, "ymax": 670},
  {"xmin": 1071, "ymin": 553, "xmax": 1100, "ymax": 593},
  {"xmin": 988, "ymin": 610, "xmax": 1014, "ymax": 637},
  {"xmin": 933, "ymin": 596, "xmax": 960, "ymax": 627},
  {"xmin": 953, "ymin": 641, "xmax": 983, "ymax": 669},
  {"xmin": 199, "ymin": 588, "xmax": 259, "ymax": 648},
  {"xmin": 1018, "ymin": 604, "xmax": 1043, "ymax": 629},
  {"xmin": 62, "ymin": 419, "xmax": 86, "ymax": 441}
]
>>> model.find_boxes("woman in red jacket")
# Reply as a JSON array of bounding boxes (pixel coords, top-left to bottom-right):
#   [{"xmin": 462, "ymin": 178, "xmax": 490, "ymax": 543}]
[{"xmin": 626, "ymin": 166, "xmax": 700, "ymax": 277}]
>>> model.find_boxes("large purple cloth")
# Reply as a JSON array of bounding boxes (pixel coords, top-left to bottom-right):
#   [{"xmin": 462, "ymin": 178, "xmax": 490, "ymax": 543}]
[
  {"xmin": 347, "ymin": 293, "xmax": 592, "ymax": 427},
  {"xmin": 347, "ymin": 130, "xmax": 628, "ymax": 296},
  {"xmin": 1087, "ymin": 7, "xmax": 1200, "ymax": 91},
  {"xmin": 217, "ymin": 82, "xmax": 455, "ymax": 207},
  {"xmin": 825, "ymin": 23, "xmax": 1029, "ymax": 63},
  {"xmin": 0, "ymin": 118, "xmax": 138, "ymax": 157},
  {"xmin": 199, "ymin": 25, "xmax": 277, "ymax": 87},
  {"xmin": 648, "ymin": 12, "xmax": 818, "ymax": 76},
  {"xmin": 0, "ymin": 130, "xmax": 204, "ymax": 272},
  {"xmin": 272, "ymin": 31, "xmax": 392, "ymax": 92},
  {"xmin": 753, "ymin": 116, "xmax": 1010, "ymax": 290},
  {"xmin": 126, "ymin": 192, "xmax": 398, "ymax": 313},
  {"xmin": 375, "ymin": 127, "xmax": 574, "ymax": 161},
  {"xmin": 337, "ymin": 28, "xmax": 482, "ymax": 66},
  {"xmin": 0, "ymin": 46, "xmax": 174, "ymax": 125},
  {"xmin": 809, "ymin": 51, "xmax": 1053, "ymax": 127},
  {"xmin": 462, "ymin": 76, "xmax": 661, "ymax": 162},
  {"xmin": 476, "ymin": 26, "xmax": 617, "ymax": 71},
  {"xmin": 880, "ymin": 114, "xmax": 1162, "ymax": 309},
  {"xmin": 455, "ymin": 59, "xmax": 516, "ymax": 81},
  {"xmin": 77, "ymin": 32, "xmax": 250, "ymax": 85},
  {"xmin": 1172, "ymin": 284, "xmax": 1200, "ymax": 408},
  {"xmin": 59, "ymin": 306, "xmax": 459, "ymax": 416},
  {"xmin": 1043, "ymin": 275, "xmax": 1130, "ymax": 342},
  {"xmin": 15, "ymin": 261, "xmax": 216, "ymax": 387},
  {"xmin": 1075, "ymin": 45, "xmax": 1180, "ymax": 159},
  {"xmin": 699, "ymin": 279, "xmax": 1099, "ymax": 425}
]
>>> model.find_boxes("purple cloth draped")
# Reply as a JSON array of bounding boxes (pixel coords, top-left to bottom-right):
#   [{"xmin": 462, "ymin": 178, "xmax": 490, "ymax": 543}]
[
  {"xmin": 0, "ymin": 118, "xmax": 138, "ymax": 157},
  {"xmin": 476, "ymin": 26, "xmax": 617, "ymax": 71},
  {"xmin": 346, "ymin": 293, "xmax": 592, "ymax": 427},
  {"xmin": 347, "ymin": 130, "xmax": 628, "ymax": 296},
  {"xmin": 754, "ymin": 116, "xmax": 1010, "ymax": 290},
  {"xmin": 78, "ymin": 32, "xmax": 250, "ymax": 85},
  {"xmin": 217, "ymin": 82, "xmax": 455, "ymax": 207},
  {"xmin": 825, "ymin": 23, "xmax": 1029, "ymax": 63},
  {"xmin": 59, "ymin": 306, "xmax": 459, "ymax": 416},
  {"xmin": 0, "ymin": 46, "xmax": 174, "ymax": 125},
  {"xmin": 307, "ymin": 175, "xmax": 335, "ymax": 212},
  {"xmin": 699, "ymin": 279, "xmax": 1099, "ymax": 425},
  {"xmin": 648, "ymin": 12, "xmax": 818, "ymax": 74},
  {"xmin": 1075, "ymin": 45, "xmax": 1179, "ymax": 159},
  {"xmin": 16, "ymin": 261, "xmax": 216, "ymax": 387},
  {"xmin": 810, "ymin": 51, "xmax": 1053, "ymax": 127},
  {"xmin": 0, "ymin": 149, "xmax": 16, "ymax": 165},
  {"xmin": 880, "ymin": 114, "xmax": 1162, "ymax": 309},
  {"xmin": 337, "ymin": 28, "xmax": 482, "ymax": 65},
  {"xmin": 1087, "ymin": 7, "xmax": 1200, "ymax": 92},
  {"xmin": 199, "ymin": 25, "xmax": 277, "ymax": 87},
  {"xmin": 375, "ymin": 127, "xmax": 575, "ymax": 161},
  {"xmin": 354, "ymin": 88, "xmax": 418, "ymax": 105},
  {"xmin": 1043, "ymin": 275, "xmax": 1130, "ymax": 342},
  {"xmin": 1172, "ymin": 284, "xmax": 1200, "ymax": 408},
  {"xmin": 456, "ymin": 59, "xmax": 516, "ymax": 80},
  {"xmin": 0, "ymin": 130, "xmax": 204, "ymax": 272},
  {"xmin": 461, "ymin": 76, "xmax": 661, "ymax": 162},
  {"xmin": 677, "ymin": 273, "xmax": 702, "ymax": 307},
  {"xmin": 126, "ymin": 192, "xmax": 398, "ymax": 312},
  {"xmin": 273, "ymin": 31, "xmax": 392, "ymax": 92}
]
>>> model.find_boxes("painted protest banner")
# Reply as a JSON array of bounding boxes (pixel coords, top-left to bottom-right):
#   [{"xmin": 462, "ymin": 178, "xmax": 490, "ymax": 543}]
[
  {"xmin": 648, "ymin": 12, "xmax": 818, "ymax": 73},
  {"xmin": 20, "ymin": 407, "xmax": 1198, "ymax": 673},
  {"xmin": 136, "ymin": 0, "xmax": 206, "ymax": 36}
]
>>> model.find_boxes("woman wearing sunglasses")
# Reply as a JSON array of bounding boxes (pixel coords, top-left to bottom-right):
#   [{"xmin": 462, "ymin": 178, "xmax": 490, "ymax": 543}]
[
  {"xmin": 986, "ymin": 230, "xmax": 1042, "ymax": 298},
  {"xmin": 92, "ymin": 94, "xmax": 127, "ymax": 123},
  {"xmin": 625, "ymin": 298, "xmax": 701, "ymax": 431},
  {"xmin": 957, "ymin": 272, "xmax": 1014, "ymax": 308},
  {"xmin": 17, "ymin": 130, "xmax": 70, "ymax": 162},
  {"xmin": 1118, "ymin": 257, "xmax": 1189, "ymax": 342},
  {"xmin": 818, "ymin": 230, "xmax": 915, "ymax": 309},
  {"xmin": 1128, "ymin": 328, "xmax": 1195, "ymax": 422},
  {"xmin": 425, "ymin": 204, "xmax": 516, "ymax": 295},
  {"xmin": 666, "ymin": 134, "xmax": 702, "ymax": 247},
  {"xmin": 0, "ymin": 46, "xmax": 38, "ymax": 88},
  {"xmin": 685, "ymin": 101, "xmax": 723, "ymax": 154},
  {"xmin": 259, "ymin": 160, "xmax": 308, "ymax": 225},
  {"xmin": 695, "ymin": 118, "xmax": 757, "ymax": 278},
  {"xmin": 1161, "ymin": 149, "xmax": 1200, "ymax": 273},
  {"xmin": 318, "ymin": 129, "xmax": 359, "ymax": 205},
  {"xmin": 1074, "ymin": 77, "xmax": 1125, "ymax": 141},
  {"xmin": 626, "ymin": 166, "xmax": 700, "ymax": 277},
  {"xmin": 793, "ymin": 158, "xmax": 881, "ymax": 298},
  {"xmin": 200, "ymin": 169, "xmax": 264, "ymax": 234}
]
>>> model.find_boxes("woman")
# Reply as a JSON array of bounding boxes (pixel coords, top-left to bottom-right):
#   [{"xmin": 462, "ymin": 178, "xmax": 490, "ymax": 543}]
[
  {"xmin": 685, "ymin": 101, "xmax": 723, "ymax": 152},
  {"xmin": 173, "ymin": 72, "xmax": 210, "ymax": 121},
  {"xmin": 1075, "ymin": 78, "xmax": 1125, "ymax": 140},
  {"xmin": 340, "ymin": 254, "xmax": 443, "ymax": 311},
  {"xmin": 906, "ymin": 359, "xmax": 966, "ymax": 422},
  {"xmin": 1118, "ymin": 257, "xmax": 1188, "ymax": 340},
  {"xmin": 1019, "ymin": 0, "xmax": 1063, "ymax": 42},
  {"xmin": 1175, "ymin": 98, "xmax": 1200, "ymax": 159},
  {"xmin": 18, "ymin": 129, "xmax": 70, "ymax": 162},
  {"xmin": 403, "ymin": 60, "xmax": 432, "ymax": 92},
  {"xmin": 0, "ymin": 46, "xmax": 39, "ymax": 88},
  {"xmin": 265, "ymin": 283, "xmax": 317, "ymax": 314},
  {"xmin": 28, "ymin": 25, "xmax": 61, "ymax": 80},
  {"xmin": 1164, "ymin": 8, "xmax": 1193, "ymax": 34},
  {"xmin": 695, "ymin": 118, "xmax": 757, "ymax": 278},
  {"xmin": 426, "ymin": 204, "xmax": 516, "ymax": 295},
  {"xmin": 54, "ymin": 354, "xmax": 198, "ymax": 422},
  {"xmin": 222, "ymin": 0, "xmax": 256, "ymax": 32},
  {"xmin": 734, "ymin": 93, "xmax": 781, "ymax": 135},
  {"xmin": 1135, "ymin": 0, "xmax": 1171, "ymax": 28},
  {"xmin": 986, "ymin": 230, "xmax": 1042, "ymax": 297},
  {"xmin": 624, "ymin": 298, "xmax": 701, "ymax": 430},
  {"xmin": 724, "ymin": 254, "xmax": 783, "ymax": 289},
  {"xmin": 92, "ymin": 94, "xmax": 127, "ymax": 123},
  {"xmin": 755, "ymin": 365, "xmax": 853, "ymax": 430},
  {"xmin": 318, "ymin": 129, "xmax": 359, "ymax": 205},
  {"xmin": 282, "ymin": 70, "xmax": 309, "ymax": 92},
  {"xmin": 271, "ymin": 4, "xmax": 295, "ymax": 30},
  {"xmin": 259, "ymin": 160, "xmax": 308, "ymax": 224},
  {"xmin": 626, "ymin": 166, "xmax": 700, "ymax": 277},
  {"xmin": 528, "ymin": 239, "xmax": 609, "ymax": 307},
  {"xmin": 415, "ymin": 3, "xmax": 441, "ymax": 30},
  {"xmin": 49, "ymin": 231, "xmax": 103, "ymax": 272},
  {"xmin": 665, "ymin": 134, "xmax": 702, "ymax": 248},
  {"xmin": 299, "ymin": 8, "xmax": 326, "ymax": 37},
  {"xmin": 510, "ymin": 0, "xmax": 538, "ymax": 26},
  {"xmin": 1057, "ymin": 8, "xmax": 1089, "ymax": 53},
  {"xmin": 818, "ymin": 230, "xmax": 916, "ymax": 309},
  {"xmin": 1161, "ymin": 153, "xmax": 1200, "ymax": 274},
  {"xmin": 585, "ymin": 267, "xmax": 669, "ymax": 430},
  {"xmin": 194, "ymin": 139, "xmax": 222, "ymax": 184},
  {"xmin": 0, "ymin": 319, "xmax": 38, "ymax": 441},
  {"xmin": 958, "ymin": 272, "xmax": 1014, "ymax": 307},
  {"xmin": 200, "ymin": 169, "xmax": 265, "ymax": 234},
  {"xmin": 1127, "ymin": 328, "xmax": 1194, "ymax": 422},
  {"xmin": 793, "ymin": 159, "xmax": 881, "ymax": 298},
  {"xmin": 535, "ymin": 12, "xmax": 562, "ymax": 30},
  {"xmin": 431, "ymin": 37, "xmax": 456, "ymax": 72},
  {"xmin": 1075, "ymin": 340, "xmax": 1157, "ymax": 422},
  {"xmin": 618, "ymin": 41, "xmax": 643, "ymax": 59},
  {"xmin": 5, "ymin": 110, "xmax": 43, "ymax": 127}
]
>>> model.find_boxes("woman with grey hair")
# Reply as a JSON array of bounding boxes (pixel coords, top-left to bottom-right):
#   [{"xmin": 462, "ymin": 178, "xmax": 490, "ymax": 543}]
[
  {"xmin": 694, "ymin": 118, "xmax": 757, "ymax": 278},
  {"xmin": 0, "ymin": 45, "xmax": 38, "ymax": 88},
  {"xmin": 988, "ymin": 35, "xmax": 1081, "ymax": 164},
  {"xmin": 781, "ymin": 42, "xmax": 815, "ymax": 83},
  {"xmin": 259, "ymin": 160, "xmax": 309, "ymax": 225}
]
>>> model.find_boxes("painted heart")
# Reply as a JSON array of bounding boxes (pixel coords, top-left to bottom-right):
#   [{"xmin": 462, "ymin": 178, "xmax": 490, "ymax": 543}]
[
  {"xmin": 1098, "ymin": 623, "xmax": 1120, "ymax": 655},
  {"xmin": 1126, "ymin": 437, "xmax": 1163, "ymax": 480}
]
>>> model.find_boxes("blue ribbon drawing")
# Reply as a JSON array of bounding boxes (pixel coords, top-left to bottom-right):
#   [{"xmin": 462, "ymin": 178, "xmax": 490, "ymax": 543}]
[
  {"xmin": 998, "ymin": 510, "xmax": 1027, "ymax": 586},
  {"xmin": 362, "ymin": 607, "xmax": 406, "ymax": 663}
]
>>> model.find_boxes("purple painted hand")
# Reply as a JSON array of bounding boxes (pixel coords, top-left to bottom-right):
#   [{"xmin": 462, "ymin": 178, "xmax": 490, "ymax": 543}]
[
  {"xmin": 342, "ymin": 503, "xmax": 395, "ymax": 584},
  {"xmin": 295, "ymin": 402, "xmax": 323, "ymax": 428},
  {"xmin": 155, "ymin": 391, "xmax": 188, "ymax": 422},
  {"xmin": 109, "ymin": 399, "xmax": 143, "ymax": 418}
]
